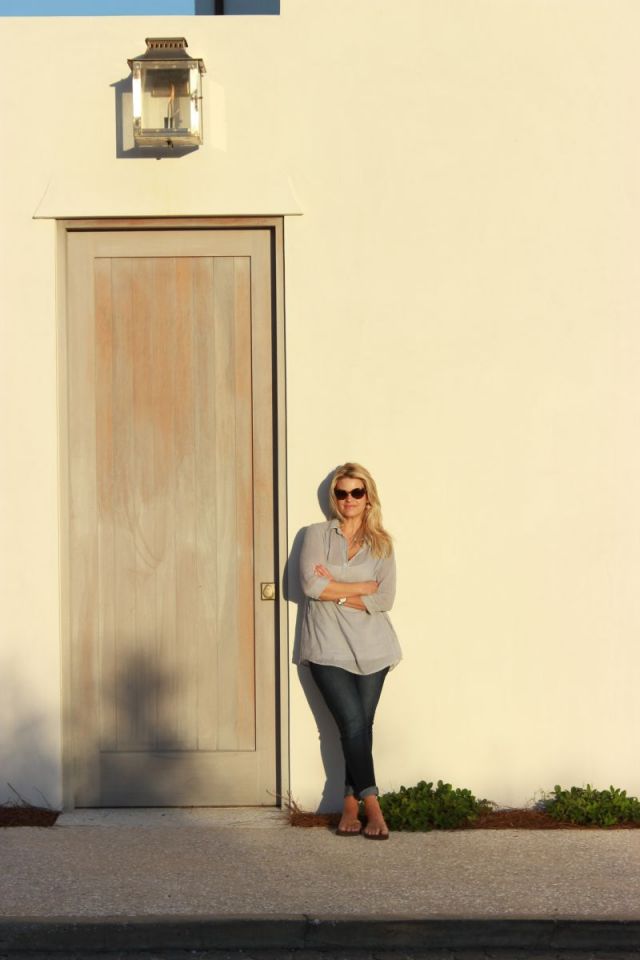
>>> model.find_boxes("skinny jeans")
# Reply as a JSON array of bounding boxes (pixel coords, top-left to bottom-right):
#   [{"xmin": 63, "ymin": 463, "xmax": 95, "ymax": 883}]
[{"xmin": 309, "ymin": 662, "xmax": 389, "ymax": 799}]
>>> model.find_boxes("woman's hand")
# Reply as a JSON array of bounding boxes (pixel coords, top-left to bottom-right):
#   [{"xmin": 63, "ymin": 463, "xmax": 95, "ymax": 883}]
[
  {"xmin": 343, "ymin": 596, "xmax": 367, "ymax": 611},
  {"xmin": 314, "ymin": 564, "xmax": 333, "ymax": 580}
]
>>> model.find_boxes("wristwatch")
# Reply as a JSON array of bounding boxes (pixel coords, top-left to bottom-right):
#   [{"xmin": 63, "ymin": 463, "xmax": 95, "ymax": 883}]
[{"xmin": 337, "ymin": 597, "xmax": 347, "ymax": 606}]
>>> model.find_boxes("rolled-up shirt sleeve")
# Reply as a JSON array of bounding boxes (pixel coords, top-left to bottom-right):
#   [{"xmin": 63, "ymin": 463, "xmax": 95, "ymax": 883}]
[
  {"xmin": 299, "ymin": 524, "xmax": 330, "ymax": 599},
  {"xmin": 361, "ymin": 551, "xmax": 396, "ymax": 614}
]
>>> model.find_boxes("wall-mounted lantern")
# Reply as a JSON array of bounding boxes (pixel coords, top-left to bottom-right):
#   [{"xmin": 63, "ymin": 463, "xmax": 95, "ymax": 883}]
[{"xmin": 128, "ymin": 38, "xmax": 206, "ymax": 148}]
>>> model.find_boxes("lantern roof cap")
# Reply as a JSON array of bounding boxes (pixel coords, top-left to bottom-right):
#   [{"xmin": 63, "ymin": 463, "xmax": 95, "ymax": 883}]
[{"xmin": 128, "ymin": 37, "xmax": 206, "ymax": 72}]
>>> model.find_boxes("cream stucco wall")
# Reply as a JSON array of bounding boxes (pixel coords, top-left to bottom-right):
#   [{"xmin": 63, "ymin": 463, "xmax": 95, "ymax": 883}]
[{"xmin": 1, "ymin": 1, "xmax": 639, "ymax": 811}]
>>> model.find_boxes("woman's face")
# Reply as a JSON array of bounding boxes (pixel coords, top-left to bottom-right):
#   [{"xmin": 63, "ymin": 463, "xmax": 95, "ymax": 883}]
[{"xmin": 334, "ymin": 476, "xmax": 369, "ymax": 523}]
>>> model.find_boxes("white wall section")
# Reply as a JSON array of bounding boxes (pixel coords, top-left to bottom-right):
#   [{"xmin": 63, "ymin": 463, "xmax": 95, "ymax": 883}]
[{"xmin": 1, "ymin": 0, "xmax": 639, "ymax": 810}]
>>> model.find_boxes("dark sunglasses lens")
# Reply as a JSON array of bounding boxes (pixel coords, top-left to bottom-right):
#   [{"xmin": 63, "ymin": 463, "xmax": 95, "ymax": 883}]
[{"xmin": 335, "ymin": 487, "xmax": 366, "ymax": 500}]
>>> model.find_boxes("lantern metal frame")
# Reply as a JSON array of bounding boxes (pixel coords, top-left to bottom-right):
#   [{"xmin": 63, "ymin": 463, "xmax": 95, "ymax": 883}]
[{"xmin": 128, "ymin": 37, "xmax": 206, "ymax": 148}]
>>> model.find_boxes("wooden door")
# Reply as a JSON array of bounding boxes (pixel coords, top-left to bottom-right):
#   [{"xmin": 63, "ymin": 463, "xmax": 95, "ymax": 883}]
[{"xmin": 66, "ymin": 228, "xmax": 277, "ymax": 806}]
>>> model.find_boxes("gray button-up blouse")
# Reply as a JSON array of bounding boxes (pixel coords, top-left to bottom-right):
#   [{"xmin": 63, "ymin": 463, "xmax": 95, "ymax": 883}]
[{"xmin": 297, "ymin": 519, "xmax": 402, "ymax": 676}]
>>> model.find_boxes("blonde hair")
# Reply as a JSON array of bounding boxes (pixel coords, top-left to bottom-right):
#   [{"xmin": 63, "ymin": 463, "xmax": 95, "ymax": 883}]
[{"xmin": 329, "ymin": 462, "xmax": 393, "ymax": 559}]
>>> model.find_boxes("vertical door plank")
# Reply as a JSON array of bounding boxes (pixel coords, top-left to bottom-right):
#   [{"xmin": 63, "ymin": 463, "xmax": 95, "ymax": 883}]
[
  {"xmin": 111, "ymin": 259, "xmax": 139, "ymax": 751},
  {"xmin": 67, "ymin": 234, "xmax": 101, "ymax": 803},
  {"xmin": 174, "ymin": 258, "xmax": 200, "ymax": 750},
  {"xmin": 193, "ymin": 257, "xmax": 219, "ymax": 750},
  {"xmin": 95, "ymin": 258, "xmax": 117, "ymax": 751},
  {"xmin": 130, "ymin": 258, "xmax": 160, "ymax": 749},
  {"xmin": 249, "ymin": 234, "xmax": 276, "ymax": 782},
  {"xmin": 232, "ymin": 257, "xmax": 256, "ymax": 750},
  {"xmin": 152, "ymin": 259, "xmax": 183, "ymax": 749},
  {"xmin": 212, "ymin": 257, "xmax": 240, "ymax": 751},
  {"xmin": 114, "ymin": 259, "xmax": 154, "ymax": 749}
]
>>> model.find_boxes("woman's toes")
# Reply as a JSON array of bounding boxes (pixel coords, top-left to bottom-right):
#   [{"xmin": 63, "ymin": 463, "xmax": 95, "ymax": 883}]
[
  {"xmin": 363, "ymin": 818, "xmax": 389, "ymax": 839},
  {"xmin": 336, "ymin": 815, "xmax": 362, "ymax": 836}
]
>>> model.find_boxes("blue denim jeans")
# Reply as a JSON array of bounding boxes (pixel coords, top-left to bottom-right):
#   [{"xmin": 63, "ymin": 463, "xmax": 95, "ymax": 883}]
[{"xmin": 309, "ymin": 662, "xmax": 389, "ymax": 799}]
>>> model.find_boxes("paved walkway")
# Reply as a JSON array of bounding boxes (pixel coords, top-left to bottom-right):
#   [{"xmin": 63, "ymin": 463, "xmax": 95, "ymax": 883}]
[{"xmin": 2, "ymin": 809, "xmax": 640, "ymax": 954}]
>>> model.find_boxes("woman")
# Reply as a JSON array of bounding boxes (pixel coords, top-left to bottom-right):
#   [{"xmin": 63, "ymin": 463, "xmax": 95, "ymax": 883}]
[{"xmin": 299, "ymin": 463, "xmax": 401, "ymax": 839}]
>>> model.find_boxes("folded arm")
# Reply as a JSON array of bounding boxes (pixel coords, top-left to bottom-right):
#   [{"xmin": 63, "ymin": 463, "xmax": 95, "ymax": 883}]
[
  {"xmin": 361, "ymin": 552, "xmax": 396, "ymax": 614},
  {"xmin": 315, "ymin": 563, "xmax": 378, "ymax": 600},
  {"xmin": 299, "ymin": 524, "xmax": 378, "ymax": 608},
  {"xmin": 314, "ymin": 564, "xmax": 378, "ymax": 603}
]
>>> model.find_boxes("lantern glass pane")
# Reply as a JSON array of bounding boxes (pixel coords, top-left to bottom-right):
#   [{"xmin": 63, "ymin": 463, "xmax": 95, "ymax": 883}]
[
  {"xmin": 141, "ymin": 65, "xmax": 191, "ymax": 132},
  {"xmin": 189, "ymin": 66, "xmax": 201, "ymax": 136},
  {"xmin": 132, "ymin": 73, "xmax": 142, "ymax": 121}
]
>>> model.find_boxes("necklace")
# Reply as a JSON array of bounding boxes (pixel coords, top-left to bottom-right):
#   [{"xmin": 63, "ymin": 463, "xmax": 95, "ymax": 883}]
[{"xmin": 341, "ymin": 524, "xmax": 364, "ymax": 548}]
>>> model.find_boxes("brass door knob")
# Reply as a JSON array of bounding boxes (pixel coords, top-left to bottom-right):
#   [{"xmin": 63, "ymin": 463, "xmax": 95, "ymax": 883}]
[{"xmin": 261, "ymin": 582, "xmax": 277, "ymax": 601}]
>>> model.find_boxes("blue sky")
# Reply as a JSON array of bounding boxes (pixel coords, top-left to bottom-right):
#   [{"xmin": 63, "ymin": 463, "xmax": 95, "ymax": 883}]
[
  {"xmin": 0, "ymin": 0, "xmax": 278, "ymax": 18},
  {"xmin": 0, "ymin": 0, "xmax": 194, "ymax": 13}
]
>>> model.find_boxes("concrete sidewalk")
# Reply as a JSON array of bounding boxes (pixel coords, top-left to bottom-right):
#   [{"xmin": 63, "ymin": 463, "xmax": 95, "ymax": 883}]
[{"xmin": 2, "ymin": 808, "xmax": 640, "ymax": 954}]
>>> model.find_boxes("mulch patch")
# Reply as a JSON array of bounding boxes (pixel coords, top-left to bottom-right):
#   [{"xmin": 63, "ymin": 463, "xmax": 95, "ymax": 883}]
[
  {"xmin": 290, "ymin": 809, "xmax": 341, "ymax": 828},
  {"xmin": 289, "ymin": 807, "xmax": 640, "ymax": 830},
  {"xmin": 463, "ymin": 808, "xmax": 640, "ymax": 830},
  {"xmin": 0, "ymin": 806, "xmax": 60, "ymax": 827}
]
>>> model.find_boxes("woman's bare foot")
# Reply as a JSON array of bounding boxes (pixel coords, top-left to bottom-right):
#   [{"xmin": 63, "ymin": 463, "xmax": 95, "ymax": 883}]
[
  {"xmin": 362, "ymin": 795, "xmax": 389, "ymax": 839},
  {"xmin": 336, "ymin": 795, "xmax": 362, "ymax": 835}
]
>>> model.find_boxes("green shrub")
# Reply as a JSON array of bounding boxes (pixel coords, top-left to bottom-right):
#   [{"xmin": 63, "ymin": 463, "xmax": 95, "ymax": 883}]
[
  {"xmin": 378, "ymin": 779, "xmax": 490, "ymax": 831},
  {"xmin": 543, "ymin": 784, "xmax": 640, "ymax": 827}
]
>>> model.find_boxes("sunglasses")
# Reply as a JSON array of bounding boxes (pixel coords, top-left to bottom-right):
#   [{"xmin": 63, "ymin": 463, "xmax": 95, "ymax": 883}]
[{"xmin": 334, "ymin": 487, "xmax": 367, "ymax": 501}]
